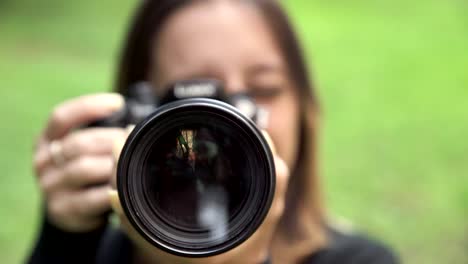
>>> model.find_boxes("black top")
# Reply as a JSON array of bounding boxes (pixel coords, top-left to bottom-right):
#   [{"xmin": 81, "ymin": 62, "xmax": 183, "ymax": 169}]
[{"xmin": 27, "ymin": 217, "xmax": 399, "ymax": 264}]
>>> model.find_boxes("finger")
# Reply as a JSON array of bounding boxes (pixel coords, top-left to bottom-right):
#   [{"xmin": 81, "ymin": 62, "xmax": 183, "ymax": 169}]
[
  {"xmin": 112, "ymin": 125, "xmax": 133, "ymax": 162},
  {"xmin": 67, "ymin": 186, "xmax": 112, "ymax": 218},
  {"xmin": 110, "ymin": 127, "xmax": 131, "ymax": 187},
  {"xmin": 39, "ymin": 155, "xmax": 113, "ymax": 193},
  {"xmin": 63, "ymin": 156, "xmax": 114, "ymax": 188},
  {"xmin": 274, "ymin": 155, "xmax": 290, "ymax": 196},
  {"xmin": 61, "ymin": 128, "xmax": 127, "ymax": 161},
  {"xmin": 35, "ymin": 128, "xmax": 126, "ymax": 174},
  {"xmin": 39, "ymin": 167, "xmax": 63, "ymax": 193},
  {"xmin": 270, "ymin": 155, "xmax": 290, "ymax": 219},
  {"xmin": 109, "ymin": 189, "xmax": 123, "ymax": 215},
  {"xmin": 47, "ymin": 201, "xmax": 107, "ymax": 232},
  {"xmin": 34, "ymin": 140, "xmax": 52, "ymax": 176},
  {"xmin": 261, "ymin": 130, "xmax": 276, "ymax": 155},
  {"xmin": 45, "ymin": 93, "xmax": 124, "ymax": 140},
  {"xmin": 47, "ymin": 187, "xmax": 111, "ymax": 232},
  {"xmin": 107, "ymin": 125, "xmax": 134, "ymax": 212}
]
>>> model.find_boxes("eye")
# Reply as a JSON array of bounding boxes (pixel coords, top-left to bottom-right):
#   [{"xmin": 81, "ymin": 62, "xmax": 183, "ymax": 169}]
[{"xmin": 249, "ymin": 85, "xmax": 284, "ymax": 102}]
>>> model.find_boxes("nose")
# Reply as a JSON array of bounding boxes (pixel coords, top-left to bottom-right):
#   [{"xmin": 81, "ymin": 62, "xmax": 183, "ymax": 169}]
[{"xmin": 223, "ymin": 73, "xmax": 247, "ymax": 95}]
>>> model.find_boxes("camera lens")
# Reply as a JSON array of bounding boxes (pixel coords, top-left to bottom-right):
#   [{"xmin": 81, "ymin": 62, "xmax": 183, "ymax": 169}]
[
  {"xmin": 117, "ymin": 98, "xmax": 275, "ymax": 257},
  {"xmin": 146, "ymin": 124, "xmax": 249, "ymax": 233}
]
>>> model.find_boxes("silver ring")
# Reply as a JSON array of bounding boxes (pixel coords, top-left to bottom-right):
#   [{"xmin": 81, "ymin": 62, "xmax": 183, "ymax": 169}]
[{"xmin": 49, "ymin": 140, "xmax": 66, "ymax": 166}]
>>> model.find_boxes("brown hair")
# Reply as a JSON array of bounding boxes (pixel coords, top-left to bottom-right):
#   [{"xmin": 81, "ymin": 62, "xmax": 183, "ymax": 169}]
[{"xmin": 114, "ymin": 0, "xmax": 327, "ymax": 261}]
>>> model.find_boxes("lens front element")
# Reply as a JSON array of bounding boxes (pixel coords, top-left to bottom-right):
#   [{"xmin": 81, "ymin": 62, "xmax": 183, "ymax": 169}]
[{"xmin": 117, "ymin": 99, "xmax": 275, "ymax": 257}]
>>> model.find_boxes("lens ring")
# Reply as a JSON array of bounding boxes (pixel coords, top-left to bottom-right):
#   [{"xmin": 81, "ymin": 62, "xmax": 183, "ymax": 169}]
[
  {"xmin": 141, "ymin": 117, "xmax": 254, "ymax": 235},
  {"xmin": 117, "ymin": 98, "xmax": 275, "ymax": 257}
]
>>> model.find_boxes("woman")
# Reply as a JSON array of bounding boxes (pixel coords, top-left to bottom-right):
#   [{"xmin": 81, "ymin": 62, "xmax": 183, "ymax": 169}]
[{"xmin": 29, "ymin": 0, "xmax": 398, "ymax": 263}]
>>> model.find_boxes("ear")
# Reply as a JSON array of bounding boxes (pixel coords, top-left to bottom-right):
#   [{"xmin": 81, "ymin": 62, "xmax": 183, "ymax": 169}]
[{"xmin": 109, "ymin": 189, "xmax": 124, "ymax": 215}]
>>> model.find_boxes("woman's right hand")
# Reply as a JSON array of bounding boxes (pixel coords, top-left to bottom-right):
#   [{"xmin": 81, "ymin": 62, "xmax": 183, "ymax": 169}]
[{"xmin": 33, "ymin": 93, "xmax": 127, "ymax": 233}]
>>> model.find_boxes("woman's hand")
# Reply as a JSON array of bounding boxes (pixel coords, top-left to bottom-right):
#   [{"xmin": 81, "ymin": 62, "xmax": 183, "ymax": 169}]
[
  {"xmin": 33, "ymin": 93, "xmax": 126, "ymax": 232},
  {"xmin": 110, "ymin": 131, "xmax": 290, "ymax": 264}
]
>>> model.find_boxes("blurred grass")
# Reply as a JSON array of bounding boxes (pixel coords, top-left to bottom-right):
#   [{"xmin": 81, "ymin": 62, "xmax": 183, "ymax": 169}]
[{"xmin": 0, "ymin": 0, "xmax": 467, "ymax": 263}]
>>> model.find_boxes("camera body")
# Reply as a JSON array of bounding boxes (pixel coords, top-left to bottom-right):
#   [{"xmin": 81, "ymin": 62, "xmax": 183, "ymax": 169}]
[
  {"xmin": 92, "ymin": 79, "xmax": 265, "ymax": 129},
  {"xmin": 99, "ymin": 79, "xmax": 275, "ymax": 258}
]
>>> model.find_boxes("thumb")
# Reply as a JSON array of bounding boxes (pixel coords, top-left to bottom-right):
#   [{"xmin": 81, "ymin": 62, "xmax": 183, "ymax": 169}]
[
  {"xmin": 109, "ymin": 125, "xmax": 134, "ymax": 215},
  {"xmin": 112, "ymin": 125, "xmax": 135, "ymax": 161},
  {"xmin": 261, "ymin": 130, "xmax": 276, "ymax": 155}
]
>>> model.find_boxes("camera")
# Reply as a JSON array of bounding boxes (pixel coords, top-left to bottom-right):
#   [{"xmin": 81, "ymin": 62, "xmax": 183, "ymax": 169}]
[{"xmin": 95, "ymin": 79, "xmax": 275, "ymax": 257}]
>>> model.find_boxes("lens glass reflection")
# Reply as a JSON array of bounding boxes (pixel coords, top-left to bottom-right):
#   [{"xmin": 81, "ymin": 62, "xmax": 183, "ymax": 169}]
[{"xmin": 143, "ymin": 123, "xmax": 249, "ymax": 240}]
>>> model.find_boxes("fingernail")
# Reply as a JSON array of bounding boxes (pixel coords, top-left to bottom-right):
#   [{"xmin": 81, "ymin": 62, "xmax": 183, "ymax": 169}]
[
  {"xmin": 108, "ymin": 189, "xmax": 123, "ymax": 215},
  {"xmin": 101, "ymin": 93, "xmax": 125, "ymax": 111},
  {"xmin": 112, "ymin": 138, "xmax": 126, "ymax": 161},
  {"xmin": 275, "ymin": 156, "xmax": 290, "ymax": 177},
  {"xmin": 261, "ymin": 130, "xmax": 276, "ymax": 155},
  {"xmin": 126, "ymin": 124, "xmax": 135, "ymax": 134}
]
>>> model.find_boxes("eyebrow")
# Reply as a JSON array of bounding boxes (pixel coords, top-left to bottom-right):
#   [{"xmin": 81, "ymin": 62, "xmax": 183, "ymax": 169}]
[{"xmin": 247, "ymin": 63, "xmax": 285, "ymax": 77}]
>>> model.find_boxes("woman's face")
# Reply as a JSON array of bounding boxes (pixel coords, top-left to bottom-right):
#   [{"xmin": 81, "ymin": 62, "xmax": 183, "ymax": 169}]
[{"xmin": 149, "ymin": 1, "xmax": 301, "ymax": 169}]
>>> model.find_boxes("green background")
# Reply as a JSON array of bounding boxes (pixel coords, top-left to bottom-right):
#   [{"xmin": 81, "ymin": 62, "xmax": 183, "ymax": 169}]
[{"xmin": 0, "ymin": 0, "xmax": 467, "ymax": 263}]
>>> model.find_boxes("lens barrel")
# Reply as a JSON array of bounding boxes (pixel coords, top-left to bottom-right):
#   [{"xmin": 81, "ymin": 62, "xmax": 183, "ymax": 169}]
[{"xmin": 117, "ymin": 98, "xmax": 275, "ymax": 257}]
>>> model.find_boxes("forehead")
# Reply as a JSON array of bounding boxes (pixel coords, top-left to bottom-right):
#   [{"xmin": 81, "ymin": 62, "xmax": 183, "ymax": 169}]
[{"xmin": 153, "ymin": 1, "xmax": 284, "ymax": 83}]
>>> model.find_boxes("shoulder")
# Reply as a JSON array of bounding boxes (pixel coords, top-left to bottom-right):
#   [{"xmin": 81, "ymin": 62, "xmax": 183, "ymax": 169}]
[{"xmin": 302, "ymin": 227, "xmax": 400, "ymax": 264}]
